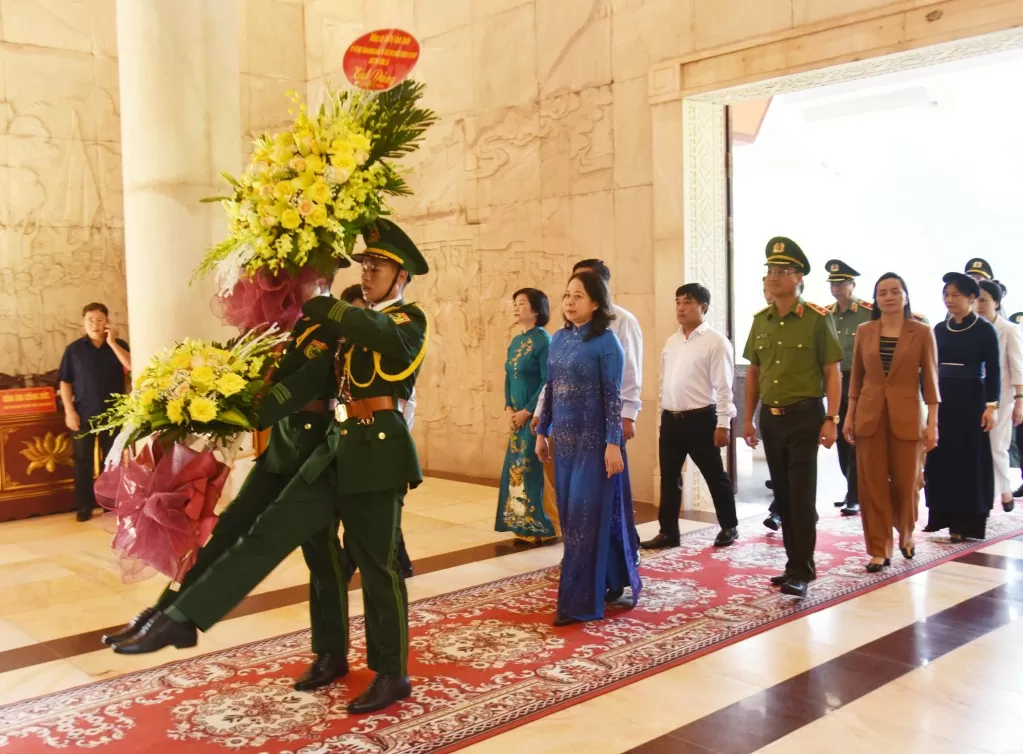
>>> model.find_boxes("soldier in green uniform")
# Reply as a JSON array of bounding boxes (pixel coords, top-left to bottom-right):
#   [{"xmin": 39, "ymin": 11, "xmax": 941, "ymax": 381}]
[
  {"xmin": 965, "ymin": 257, "xmax": 994, "ymax": 281},
  {"xmin": 114, "ymin": 219, "xmax": 429, "ymax": 715},
  {"xmin": 825, "ymin": 259, "xmax": 873, "ymax": 518},
  {"xmin": 104, "ymin": 272, "xmax": 352, "ymax": 693},
  {"xmin": 742, "ymin": 237, "xmax": 843, "ymax": 599}
]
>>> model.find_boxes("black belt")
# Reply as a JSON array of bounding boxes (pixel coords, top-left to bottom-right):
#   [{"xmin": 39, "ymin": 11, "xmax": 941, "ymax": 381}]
[
  {"xmin": 939, "ymin": 363, "xmax": 982, "ymax": 380},
  {"xmin": 763, "ymin": 398, "xmax": 821, "ymax": 416},
  {"xmin": 663, "ymin": 406, "xmax": 715, "ymax": 419}
]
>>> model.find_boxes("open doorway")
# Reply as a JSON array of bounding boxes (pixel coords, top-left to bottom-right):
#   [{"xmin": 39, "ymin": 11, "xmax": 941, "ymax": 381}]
[{"xmin": 728, "ymin": 48, "xmax": 1023, "ymax": 508}]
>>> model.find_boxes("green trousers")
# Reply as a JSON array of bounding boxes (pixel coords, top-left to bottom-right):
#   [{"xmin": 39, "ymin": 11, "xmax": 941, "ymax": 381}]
[{"xmin": 162, "ymin": 463, "xmax": 349, "ymax": 654}]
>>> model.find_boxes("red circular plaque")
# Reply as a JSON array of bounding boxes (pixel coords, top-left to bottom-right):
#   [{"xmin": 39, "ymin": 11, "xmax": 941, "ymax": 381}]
[{"xmin": 343, "ymin": 29, "xmax": 421, "ymax": 92}]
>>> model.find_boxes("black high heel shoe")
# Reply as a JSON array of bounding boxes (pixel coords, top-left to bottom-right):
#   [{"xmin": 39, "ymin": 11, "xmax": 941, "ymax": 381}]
[
  {"xmin": 865, "ymin": 558, "xmax": 890, "ymax": 574},
  {"xmin": 900, "ymin": 544, "xmax": 915, "ymax": 560}
]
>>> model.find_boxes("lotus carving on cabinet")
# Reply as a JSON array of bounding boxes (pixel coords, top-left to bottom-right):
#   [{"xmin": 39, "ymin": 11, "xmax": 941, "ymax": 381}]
[{"xmin": 19, "ymin": 432, "xmax": 74, "ymax": 475}]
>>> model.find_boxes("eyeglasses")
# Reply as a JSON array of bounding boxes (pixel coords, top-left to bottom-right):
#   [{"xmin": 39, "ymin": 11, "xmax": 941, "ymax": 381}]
[{"xmin": 765, "ymin": 267, "xmax": 796, "ymax": 278}]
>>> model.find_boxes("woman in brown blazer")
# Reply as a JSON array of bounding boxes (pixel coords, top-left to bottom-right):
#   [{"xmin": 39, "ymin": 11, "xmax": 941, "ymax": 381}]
[{"xmin": 845, "ymin": 273, "xmax": 939, "ymax": 572}]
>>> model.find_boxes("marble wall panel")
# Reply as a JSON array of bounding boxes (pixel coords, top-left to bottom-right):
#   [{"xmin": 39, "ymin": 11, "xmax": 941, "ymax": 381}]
[
  {"xmin": 611, "ymin": 76, "xmax": 652, "ymax": 189},
  {"xmin": 610, "ymin": 0, "xmax": 695, "ymax": 82},
  {"xmin": 304, "ymin": 0, "xmax": 364, "ymax": 80},
  {"xmin": 417, "ymin": 26, "xmax": 474, "ymax": 116},
  {"xmin": 413, "ymin": 0, "xmax": 471, "ymax": 39},
  {"xmin": 538, "ymin": 85, "xmax": 614, "ymax": 198},
  {"xmin": 0, "ymin": 0, "xmax": 93, "ymax": 54},
  {"xmin": 3, "ymin": 44, "xmax": 100, "ymax": 142},
  {"xmin": 536, "ymin": 0, "xmax": 612, "ymax": 93},
  {"xmin": 240, "ymin": 0, "xmax": 306, "ymax": 80},
  {"xmin": 613, "ymin": 185, "xmax": 654, "ymax": 296},
  {"xmin": 472, "ymin": 4, "xmax": 537, "ymax": 113},
  {"xmin": 364, "ymin": 0, "xmax": 416, "ymax": 31}
]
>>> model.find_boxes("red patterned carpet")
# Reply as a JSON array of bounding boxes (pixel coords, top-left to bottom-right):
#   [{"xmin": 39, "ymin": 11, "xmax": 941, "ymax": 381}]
[{"xmin": 2, "ymin": 511, "xmax": 1021, "ymax": 753}]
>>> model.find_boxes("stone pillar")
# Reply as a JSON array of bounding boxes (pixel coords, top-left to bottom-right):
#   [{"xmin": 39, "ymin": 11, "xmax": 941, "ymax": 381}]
[{"xmin": 116, "ymin": 0, "xmax": 241, "ymax": 371}]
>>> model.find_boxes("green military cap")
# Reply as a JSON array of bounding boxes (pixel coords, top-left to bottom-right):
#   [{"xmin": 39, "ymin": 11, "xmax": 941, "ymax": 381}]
[
  {"xmin": 353, "ymin": 218, "xmax": 429, "ymax": 277},
  {"xmin": 964, "ymin": 258, "xmax": 993, "ymax": 280},
  {"xmin": 825, "ymin": 259, "xmax": 860, "ymax": 283},
  {"xmin": 765, "ymin": 236, "xmax": 810, "ymax": 275},
  {"xmin": 1008, "ymin": 311, "xmax": 1023, "ymax": 325}
]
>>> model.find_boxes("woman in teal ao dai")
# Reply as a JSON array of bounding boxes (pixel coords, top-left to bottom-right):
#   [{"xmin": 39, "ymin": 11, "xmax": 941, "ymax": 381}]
[{"xmin": 496, "ymin": 288, "xmax": 556, "ymax": 540}]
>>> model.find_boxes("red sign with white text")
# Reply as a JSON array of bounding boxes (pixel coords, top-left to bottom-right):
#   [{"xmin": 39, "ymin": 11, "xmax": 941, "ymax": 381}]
[
  {"xmin": 343, "ymin": 29, "xmax": 420, "ymax": 92},
  {"xmin": 0, "ymin": 387, "xmax": 57, "ymax": 417}
]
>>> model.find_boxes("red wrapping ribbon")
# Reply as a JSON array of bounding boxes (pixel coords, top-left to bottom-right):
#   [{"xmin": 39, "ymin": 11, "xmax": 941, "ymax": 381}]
[
  {"xmin": 213, "ymin": 267, "xmax": 326, "ymax": 332},
  {"xmin": 94, "ymin": 441, "xmax": 229, "ymax": 583}
]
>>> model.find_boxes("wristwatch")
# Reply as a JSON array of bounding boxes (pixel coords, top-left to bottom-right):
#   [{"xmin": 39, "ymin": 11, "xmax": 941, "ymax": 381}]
[{"xmin": 827, "ymin": 415, "xmax": 841, "ymax": 424}]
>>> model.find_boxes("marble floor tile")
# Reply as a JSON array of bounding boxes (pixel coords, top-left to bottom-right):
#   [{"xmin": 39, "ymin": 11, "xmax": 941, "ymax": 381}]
[{"xmin": 0, "ymin": 659, "xmax": 95, "ymax": 706}]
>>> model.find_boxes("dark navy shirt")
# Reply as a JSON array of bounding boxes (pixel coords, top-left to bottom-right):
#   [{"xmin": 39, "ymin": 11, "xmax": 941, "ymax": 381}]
[{"xmin": 58, "ymin": 336, "xmax": 130, "ymax": 420}]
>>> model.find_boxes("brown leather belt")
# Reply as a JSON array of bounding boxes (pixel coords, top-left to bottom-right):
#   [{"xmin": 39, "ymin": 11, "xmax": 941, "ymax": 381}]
[
  {"xmin": 299, "ymin": 399, "xmax": 336, "ymax": 414},
  {"xmin": 339, "ymin": 396, "xmax": 407, "ymax": 423}
]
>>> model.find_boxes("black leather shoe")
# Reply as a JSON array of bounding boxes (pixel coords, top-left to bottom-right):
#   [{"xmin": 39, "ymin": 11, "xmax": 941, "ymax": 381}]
[
  {"xmin": 112, "ymin": 612, "xmax": 197, "ymax": 655},
  {"xmin": 833, "ymin": 499, "xmax": 847, "ymax": 508},
  {"xmin": 605, "ymin": 587, "xmax": 625, "ymax": 603},
  {"xmin": 769, "ymin": 572, "xmax": 791, "ymax": 586},
  {"xmin": 553, "ymin": 614, "xmax": 583, "ymax": 627},
  {"xmin": 780, "ymin": 580, "xmax": 808, "ymax": 599},
  {"xmin": 101, "ymin": 607, "xmax": 156, "ymax": 646},
  {"xmin": 765, "ymin": 480, "xmax": 773, "ymax": 490},
  {"xmin": 763, "ymin": 513, "xmax": 781, "ymax": 531},
  {"xmin": 713, "ymin": 527, "xmax": 738, "ymax": 547},
  {"xmin": 1014, "ymin": 484, "xmax": 1023, "ymax": 499},
  {"xmin": 841, "ymin": 502, "xmax": 861, "ymax": 517},
  {"xmin": 76, "ymin": 509, "xmax": 93, "ymax": 522},
  {"xmin": 900, "ymin": 544, "xmax": 915, "ymax": 560},
  {"xmin": 1003, "ymin": 499, "xmax": 1015, "ymax": 513},
  {"xmin": 346, "ymin": 674, "xmax": 411, "ymax": 714},
  {"xmin": 294, "ymin": 652, "xmax": 349, "ymax": 691},
  {"xmin": 865, "ymin": 558, "xmax": 890, "ymax": 573},
  {"xmin": 640, "ymin": 533, "xmax": 680, "ymax": 550}
]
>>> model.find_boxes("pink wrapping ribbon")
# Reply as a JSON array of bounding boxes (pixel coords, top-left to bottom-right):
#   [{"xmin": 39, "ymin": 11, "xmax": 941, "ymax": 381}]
[
  {"xmin": 95, "ymin": 441, "xmax": 229, "ymax": 583},
  {"xmin": 212, "ymin": 267, "xmax": 326, "ymax": 332}
]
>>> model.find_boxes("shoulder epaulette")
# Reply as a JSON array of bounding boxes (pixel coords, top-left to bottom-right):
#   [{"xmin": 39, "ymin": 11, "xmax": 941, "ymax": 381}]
[
  {"xmin": 826, "ymin": 302, "xmax": 837, "ymax": 313},
  {"xmin": 805, "ymin": 302, "xmax": 831, "ymax": 317},
  {"xmin": 912, "ymin": 313, "xmax": 929, "ymax": 324},
  {"xmin": 859, "ymin": 300, "xmax": 874, "ymax": 310}
]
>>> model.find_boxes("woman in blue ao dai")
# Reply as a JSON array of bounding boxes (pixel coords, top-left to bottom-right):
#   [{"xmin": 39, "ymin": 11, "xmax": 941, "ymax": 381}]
[
  {"xmin": 495, "ymin": 288, "xmax": 556, "ymax": 541},
  {"xmin": 536, "ymin": 271, "xmax": 642, "ymax": 626}
]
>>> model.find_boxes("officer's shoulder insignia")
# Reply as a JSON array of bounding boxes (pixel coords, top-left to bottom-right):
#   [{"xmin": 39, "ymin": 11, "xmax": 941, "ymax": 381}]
[
  {"xmin": 826, "ymin": 302, "xmax": 838, "ymax": 313},
  {"xmin": 303, "ymin": 339, "xmax": 328, "ymax": 359},
  {"xmin": 389, "ymin": 312, "xmax": 412, "ymax": 325},
  {"xmin": 912, "ymin": 312, "xmax": 929, "ymax": 324},
  {"xmin": 859, "ymin": 300, "xmax": 874, "ymax": 310},
  {"xmin": 805, "ymin": 302, "xmax": 830, "ymax": 317}
]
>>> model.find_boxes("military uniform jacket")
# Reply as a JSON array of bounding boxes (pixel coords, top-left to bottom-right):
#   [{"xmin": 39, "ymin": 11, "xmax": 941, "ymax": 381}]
[
  {"xmin": 299, "ymin": 296, "xmax": 427, "ymax": 495},
  {"xmin": 743, "ymin": 298, "xmax": 843, "ymax": 408},
  {"xmin": 827, "ymin": 299, "xmax": 873, "ymax": 373},
  {"xmin": 254, "ymin": 316, "xmax": 339, "ymax": 476}
]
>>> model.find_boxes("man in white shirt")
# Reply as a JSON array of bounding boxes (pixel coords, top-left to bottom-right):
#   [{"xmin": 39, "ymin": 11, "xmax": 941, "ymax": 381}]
[
  {"xmin": 641, "ymin": 283, "xmax": 739, "ymax": 549},
  {"xmin": 531, "ymin": 259, "xmax": 644, "ymax": 549}
]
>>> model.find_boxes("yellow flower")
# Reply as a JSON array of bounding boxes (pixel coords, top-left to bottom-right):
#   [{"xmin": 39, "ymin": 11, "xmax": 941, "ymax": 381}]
[
  {"xmin": 330, "ymin": 152, "xmax": 357, "ymax": 172},
  {"xmin": 289, "ymin": 156, "xmax": 308, "ymax": 173},
  {"xmin": 248, "ymin": 356, "xmax": 266, "ymax": 377},
  {"xmin": 307, "ymin": 181, "xmax": 332, "ymax": 204},
  {"xmin": 190, "ymin": 365, "xmax": 216, "ymax": 389},
  {"xmin": 188, "ymin": 396, "xmax": 218, "ymax": 423},
  {"xmin": 307, "ymin": 205, "xmax": 329, "ymax": 227},
  {"xmin": 167, "ymin": 397, "xmax": 185, "ymax": 425},
  {"xmin": 281, "ymin": 209, "xmax": 301, "ymax": 230},
  {"xmin": 298, "ymin": 198, "xmax": 315, "ymax": 216},
  {"xmin": 215, "ymin": 372, "xmax": 247, "ymax": 397},
  {"xmin": 350, "ymin": 133, "xmax": 371, "ymax": 152},
  {"xmin": 273, "ymin": 182, "xmax": 294, "ymax": 200},
  {"xmin": 273, "ymin": 131, "xmax": 295, "ymax": 148},
  {"xmin": 158, "ymin": 375, "xmax": 173, "ymax": 390},
  {"xmin": 270, "ymin": 145, "xmax": 292, "ymax": 165},
  {"xmin": 305, "ymin": 154, "xmax": 324, "ymax": 173},
  {"xmin": 139, "ymin": 388, "xmax": 159, "ymax": 408},
  {"xmin": 297, "ymin": 228, "xmax": 317, "ymax": 252},
  {"xmin": 170, "ymin": 350, "xmax": 191, "ymax": 370}
]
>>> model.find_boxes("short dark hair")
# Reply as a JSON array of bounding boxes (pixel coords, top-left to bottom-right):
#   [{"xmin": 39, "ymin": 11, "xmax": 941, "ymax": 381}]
[
  {"xmin": 870, "ymin": 273, "xmax": 913, "ymax": 321},
  {"xmin": 675, "ymin": 283, "xmax": 711, "ymax": 309},
  {"xmin": 340, "ymin": 284, "xmax": 364, "ymax": 304},
  {"xmin": 978, "ymin": 279, "xmax": 1005, "ymax": 311},
  {"xmin": 565, "ymin": 271, "xmax": 615, "ymax": 340},
  {"xmin": 512, "ymin": 287, "xmax": 550, "ymax": 328},
  {"xmin": 573, "ymin": 259, "xmax": 611, "ymax": 283},
  {"xmin": 83, "ymin": 303, "xmax": 108, "ymax": 317}
]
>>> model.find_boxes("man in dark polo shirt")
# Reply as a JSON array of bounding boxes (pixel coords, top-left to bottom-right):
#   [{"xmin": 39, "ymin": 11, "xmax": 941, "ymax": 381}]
[{"xmin": 58, "ymin": 303, "xmax": 131, "ymax": 521}]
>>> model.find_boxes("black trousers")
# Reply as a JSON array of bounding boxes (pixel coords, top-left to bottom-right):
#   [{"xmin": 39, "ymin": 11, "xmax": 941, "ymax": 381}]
[
  {"xmin": 759, "ymin": 400, "xmax": 824, "ymax": 582},
  {"xmin": 835, "ymin": 372, "xmax": 858, "ymax": 504},
  {"xmin": 658, "ymin": 408, "xmax": 738, "ymax": 537},
  {"xmin": 72, "ymin": 429, "xmax": 114, "ymax": 515}
]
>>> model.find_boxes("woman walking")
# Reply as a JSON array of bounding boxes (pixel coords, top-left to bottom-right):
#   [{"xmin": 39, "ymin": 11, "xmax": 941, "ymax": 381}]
[
  {"xmin": 496, "ymin": 287, "xmax": 557, "ymax": 542},
  {"xmin": 844, "ymin": 273, "xmax": 939, "ymax": 572},
  {"xmin": 974, "ymin": 280, "xmax": 1023, "ymax": 513},
  {"xmin": 924, "ymin": 272, "xmax": 1001, "ymax": 541},
  {"xmin": 536, "ymin": 271, "xmax": 641, "ymax": 626}
]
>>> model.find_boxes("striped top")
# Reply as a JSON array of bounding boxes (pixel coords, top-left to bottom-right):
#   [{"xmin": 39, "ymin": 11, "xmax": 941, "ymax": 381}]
[{"xmin": 880, "ymin": 336, "xmax": 898, "ymax": 373}]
